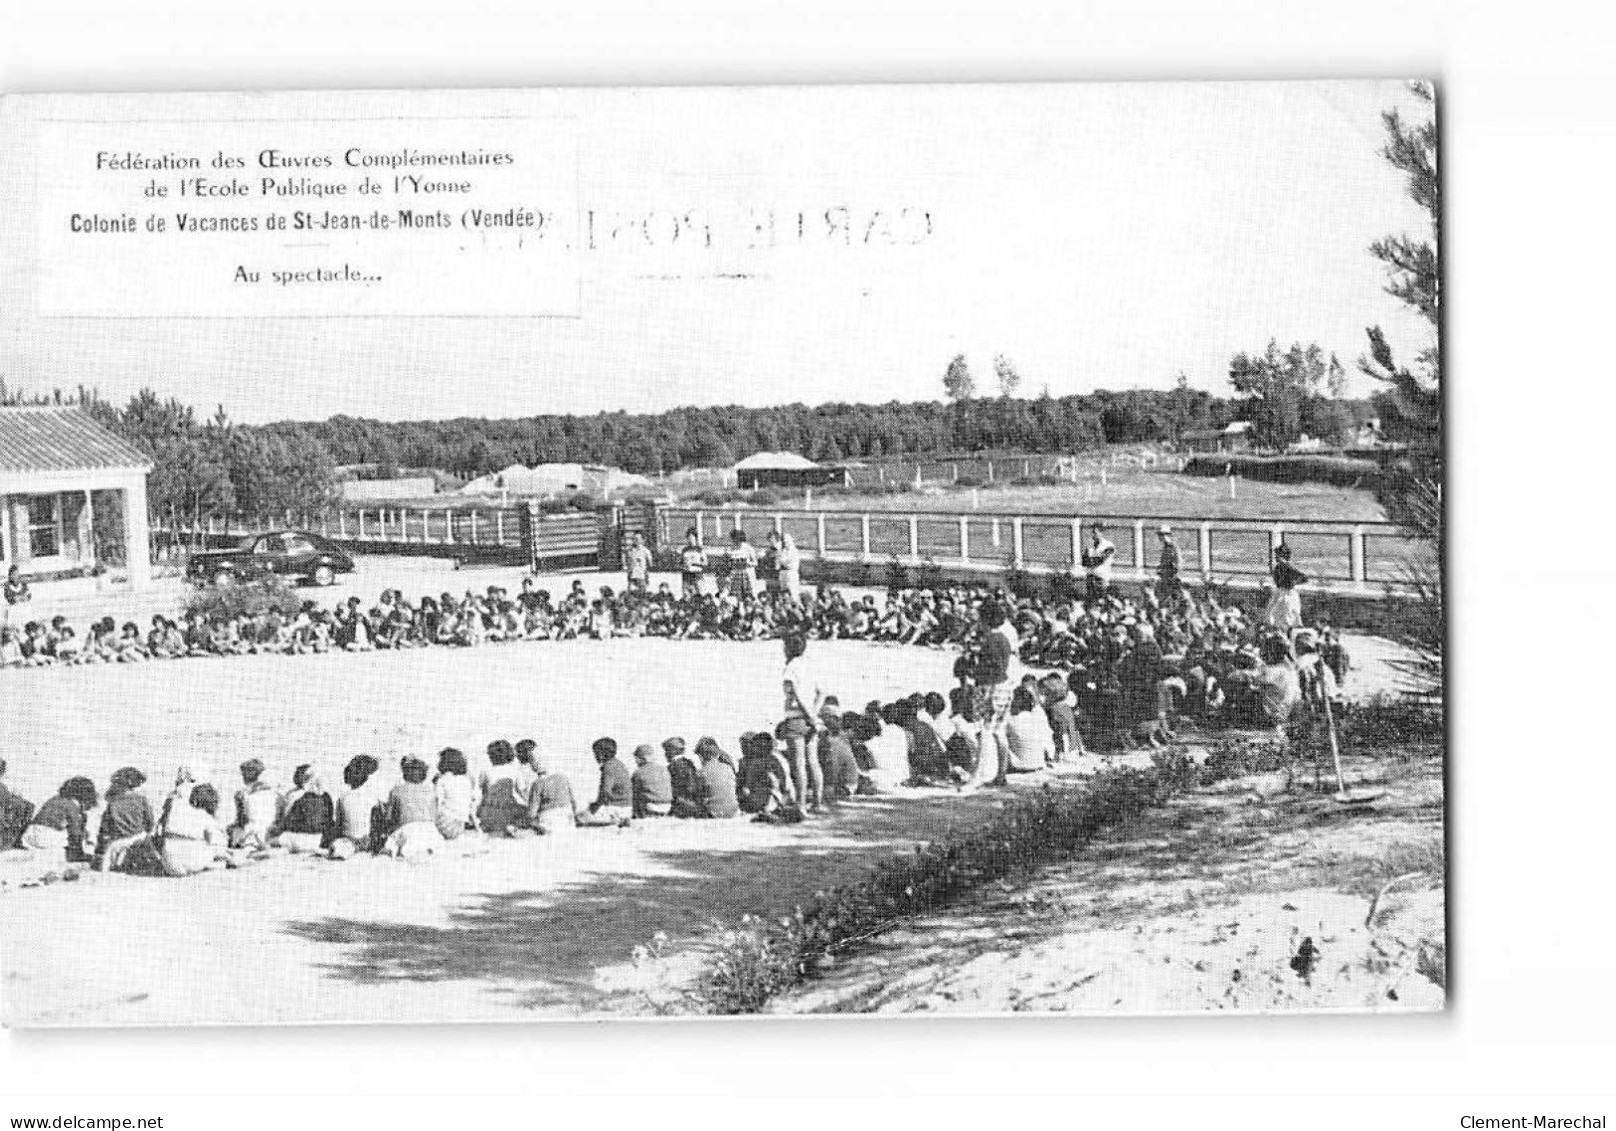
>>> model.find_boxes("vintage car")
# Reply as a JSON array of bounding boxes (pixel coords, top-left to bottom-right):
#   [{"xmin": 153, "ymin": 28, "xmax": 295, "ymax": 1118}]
[{"xmin": 186, "ymin": 530, "xmax": 356, "ymax": 588}]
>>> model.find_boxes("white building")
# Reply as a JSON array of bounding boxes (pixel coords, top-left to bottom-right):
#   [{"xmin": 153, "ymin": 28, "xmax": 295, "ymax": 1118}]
[
  {"xmin": 0, "ymin": 407, "xmax": 152, "ymax": 587},
  {"xmin": 459, "ymin": 462, "xmax": 651, "ymax": 499}
]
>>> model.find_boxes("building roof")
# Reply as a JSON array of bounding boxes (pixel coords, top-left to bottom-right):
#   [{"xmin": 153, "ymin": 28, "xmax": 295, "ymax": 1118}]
[
  {"xmin": 0, "ymin": 407, "xmax": 151, "ymax": 474},
  {"xmin": 733, "ymin": 451, "xmax": 819, "ymax": 471}
]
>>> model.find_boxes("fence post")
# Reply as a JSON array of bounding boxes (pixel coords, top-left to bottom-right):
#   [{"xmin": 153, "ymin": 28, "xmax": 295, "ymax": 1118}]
[
  {"xmin": 908, "ymin": 514, "xmax": 919, "ymax": 561},
  {"xmin": 816, "ymin": 513, "xmax": 827, "ymax": 557},
  {"xmin": 1133, "ymin": 520, "xmax": 1146, "ymax": 579},
  {"xmin": 987, "ymin": 461, "xmax": 994, "ymax": 482},
  {"xmin": 320, "ymin": 513, "xmax": 329, "ymax": 537},
  {"xmin": 496, "ymin": 510, "xmax": 505, "ymax": 545},
  {"xmin": 1199, "ymin": 522, "xmax": 1213, "ymax": 581},
  {"xmin": 357, "ymin": 510, "xmax": 366, "ymax": 541},
  {"xmin": 959, "ymin": 515, "xmax": 970, "ymax": 563},
  {"xmin": 772, "ymin": 513, "xmax": 783, "ymax": 535},
  {"xmin": 1069, "ymin": 518, "xmax": 1082, "ymax": 569},
  {"xmin": 446, "ymin": 511, "xmax": 455, "ymax": 545},
  {"xmin": 1270, "ymin": 525, "xmax": 1284, "ymax": 563},
  {"xmin": 1351, "ymin": 526, "xmax": 1367, "ymax": 586},
  {"xmin": 1012, "ymin": 518, "xmax": 1025, "ymax": 568},
  {"xmin": 951, "ymin": 465, "xmax": 959, "ymax": 483},
  {"xmin": 338, "ymin": 510, "xmax": 346, "ymax": 539},
  {"xmin": 860, "ymin": 514, "xmax": 872, "ymax": 561},
  {"xmin": 471, "ymin": 511, "xmax": 480, "ymax": 545},
  {"xmin": 693, "ymin": 511, "xmax": 705, "ymax": 546},
  {"xmin": 1022, "ymin": 458, "xmax": 1030, "ymax": 477}
]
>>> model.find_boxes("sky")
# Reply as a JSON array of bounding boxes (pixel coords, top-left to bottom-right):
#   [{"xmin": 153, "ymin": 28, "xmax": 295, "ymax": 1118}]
[{"xmin": 0, "ymin": 80, "xmax": 1435, "ymax": 423}]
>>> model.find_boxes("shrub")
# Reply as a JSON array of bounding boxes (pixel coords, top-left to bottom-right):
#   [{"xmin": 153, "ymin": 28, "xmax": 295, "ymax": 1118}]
[
  {"xmin": 689, "ymin": 486, "xmax": 786, "ymax": 508},
  {"xmin": 1338, "ymin": 693, "xmax": 1445, "ymax": 749},
  {"xmin": 952, "ymin": 474, "xmax": 988, "ymax": 489},
  {"xmin": 1183, "ymin": 453, "xmax": 1383, "ymax": 490},
  {"xmin": 184, "ymin": 575, "xmax": 303, "ymax": 622}
]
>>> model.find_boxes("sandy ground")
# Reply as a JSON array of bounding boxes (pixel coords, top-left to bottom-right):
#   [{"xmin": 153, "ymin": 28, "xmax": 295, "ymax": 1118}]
[
  {"xmin": 0, "ymin": 563, "xmax": 1427, "ymax": 1028},
  {"xmin": 768, "ymin": 747, "xmax": 1446, "ymax": 1016}
]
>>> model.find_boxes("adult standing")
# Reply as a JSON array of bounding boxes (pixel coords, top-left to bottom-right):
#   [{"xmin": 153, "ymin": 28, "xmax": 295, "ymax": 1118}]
[
  {"xmin": 767, "ymin": 528, "xmax": 802, "ymax": 604},
  {"xmin": 623, "ymin": 531, "xmax": 653, "ymax": 593},
  {"xmin": 972, "ymin": 601, "xmax": 1020, "ymax": 787},
  {"xmin": 1265, "ymin": 543, "xmax": 1309, "ymax": 632},
  {"xmin": 678, "ymin": 527, "xmax": 707, "ymax": 599},
  {"xmin": 1081, "ymin": 525, "xmax": 1116, "ymax": 604},
  {"xmin": 727, "ymin": 529, "xmax": 759, "ymax": 599},
  {"xmin": 780, "ymin": 630, "xmax": 826, "ymax": 812},
  {"xmin": 1155, "ymin": 525, "xmax": 1182, "ymax": 604}
]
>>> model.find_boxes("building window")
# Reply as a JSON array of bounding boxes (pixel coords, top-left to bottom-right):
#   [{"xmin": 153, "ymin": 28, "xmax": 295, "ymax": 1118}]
[{"xmin": 28, "ymin": 495, "xmax": 61, "ymax": 558}]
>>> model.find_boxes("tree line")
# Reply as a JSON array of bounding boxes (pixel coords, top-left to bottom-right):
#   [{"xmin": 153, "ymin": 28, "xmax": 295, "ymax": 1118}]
[{"xmin": 0, "ymin": 374, "xmax": 1377, "ymax": 523}]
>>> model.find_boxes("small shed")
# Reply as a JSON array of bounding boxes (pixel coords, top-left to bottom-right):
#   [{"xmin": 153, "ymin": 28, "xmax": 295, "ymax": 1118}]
[
  {"xmin": 733, "ymin": 451, "xmax": 849, "ymax": 490},
  {"xmin": 0, "ymin": 407, "xmax": 152, "ymax": 586},
  {"xmin": 1181, "ymin": 421, "xmax": 1255, "ymax": 454}
]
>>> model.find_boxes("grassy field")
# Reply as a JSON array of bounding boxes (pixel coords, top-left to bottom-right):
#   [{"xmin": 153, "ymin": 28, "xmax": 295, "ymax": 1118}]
[
  {"xmin": 722, "ymin": 466, "xmax": 1391, "ymax": 523},
  {"xmin": 670, "ymin": 469, "xmax": 1435, "ymax": 588}
]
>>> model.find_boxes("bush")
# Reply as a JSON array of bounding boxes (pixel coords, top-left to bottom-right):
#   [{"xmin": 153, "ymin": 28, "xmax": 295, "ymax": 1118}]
[
  {"xmin": 1183, "ymin": 453, "xmax": 1383, "ymax": 490},
  {"xmin": 681, "ymin": 761, "xmax": 1203, "ymax": 1014},
  {"xmin": 688, "ymin": 486, "xmax": 785, "ymax": 508},
  {"xmin": 184, "ymin": 575, "xmax": 303, "ymax": 622},
  {"xmin": 1338, "ymin": 693, "xmax": 1445, "ymax": 749},
  {"xmin": 952, "ymin": 474, "xmax": 988, "ymax": 489}
]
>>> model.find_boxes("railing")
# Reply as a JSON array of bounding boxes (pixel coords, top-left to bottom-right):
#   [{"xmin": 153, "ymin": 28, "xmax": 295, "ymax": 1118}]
[
  {"xmin": 156, "ymin": 503, "xmax": 1434, "ymax": 594},
  {"xmin": 165, "ymin": 506, "xmax": 527, "ymax": 549},
  {"xmin": 660, "ymin": 506, "xmax": 1433, "ymax": 594}
]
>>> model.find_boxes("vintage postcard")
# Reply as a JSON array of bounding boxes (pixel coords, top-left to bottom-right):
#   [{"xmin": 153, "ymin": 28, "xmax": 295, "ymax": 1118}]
[{"xmin": 0, "ymin": 81, "xmax": 1443, "ymax": 1026}]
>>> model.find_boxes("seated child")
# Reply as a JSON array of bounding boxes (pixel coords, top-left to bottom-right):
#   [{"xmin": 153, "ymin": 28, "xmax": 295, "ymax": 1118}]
[
  {"xmin": 22, "ymin": 776, "xmax": 99, "ymax": 863},
  {"xmin": 228, "ymin": 758, "xmax": 285, "ymax": 850},
  {"xmin": 160, "ymin": 783, "xmax": 232, "ymax": 875},
  {"xmin": 476, "ymin": 740, "xmax": 531, "ymax": 835},
  {"xmin": 330, "ymin": 755, "xmax": 385, "ymax": 858},
  {"xmin": 382, "ymin": 756, "xmax": 443, "ymax": 858},
  {"xmin": 272, "ymin": 765, "xmax": 335, "ymax": 853},
  {"xmin": 577, "ymin": 738, "xmax": 633, "ymax": 827},
  {"xmin": 433, "ymin": 747, "xmax": 475, "ymax": 840},
  {"xmin": 630, "ymin": 744, "xmax": 673, "ymax": 818}
]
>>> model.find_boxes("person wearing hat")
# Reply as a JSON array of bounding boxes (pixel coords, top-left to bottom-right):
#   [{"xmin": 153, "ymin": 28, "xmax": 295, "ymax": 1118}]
[
  {"xmin": 228, "ymin": 757, "xmax": 285, "ymax": 850},
  {"xmin": 630, "ymin": 743, "xmax": 673, "ymax": 818},
  {"xmin": 1264, "ymin": 542, "xmax": 1309, "ymax": 632},
  {"xmin": 1155, "ymin": 525, "xmax": 1183, "ymax": 604},
  {"xmin": 1081, "ymin": 525, "xmax": 1116, "ymax": 604}
]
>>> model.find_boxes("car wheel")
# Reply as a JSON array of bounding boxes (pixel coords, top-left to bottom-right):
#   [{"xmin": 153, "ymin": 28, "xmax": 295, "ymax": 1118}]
[
  {"xmin": 212, "ymin": 569, "xmax": 234, "ymax": 587},
  {"xmin": 312, "ymin": 564, "xmax": 335, "ymax": 587}
]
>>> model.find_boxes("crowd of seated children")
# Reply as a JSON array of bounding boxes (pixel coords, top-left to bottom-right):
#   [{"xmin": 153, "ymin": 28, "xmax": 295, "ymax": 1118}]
[{"xmin": 4, "ymin": 541, "xmax": 1349, "ymax": 879}]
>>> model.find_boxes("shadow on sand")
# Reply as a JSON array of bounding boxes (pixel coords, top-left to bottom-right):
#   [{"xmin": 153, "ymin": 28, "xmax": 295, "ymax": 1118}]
[{"xmin": 280, "ymin": 789, "xmax": 1009, "ymax": 1012}]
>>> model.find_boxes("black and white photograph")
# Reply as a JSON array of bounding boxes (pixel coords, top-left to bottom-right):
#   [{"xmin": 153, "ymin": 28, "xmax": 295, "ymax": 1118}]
[{"xmin": 0, "ymin": 79, "xmax": 1447, "ymax": 1029}]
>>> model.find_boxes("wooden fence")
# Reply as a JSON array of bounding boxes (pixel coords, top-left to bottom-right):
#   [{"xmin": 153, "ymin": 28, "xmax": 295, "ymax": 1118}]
[
  {"xmin": 660, "ymin": 506, "xmax": 1432, "ymax": 593},
  {"xmin": 157, "ymin": 501, "xmax": 1432, "ymax": 594}
]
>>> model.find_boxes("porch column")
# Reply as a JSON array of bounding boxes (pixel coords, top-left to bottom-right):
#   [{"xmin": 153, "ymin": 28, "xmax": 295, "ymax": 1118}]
[{"xmin": 123, "ymin": 475, "xmax": 152, "ymax": 586}]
